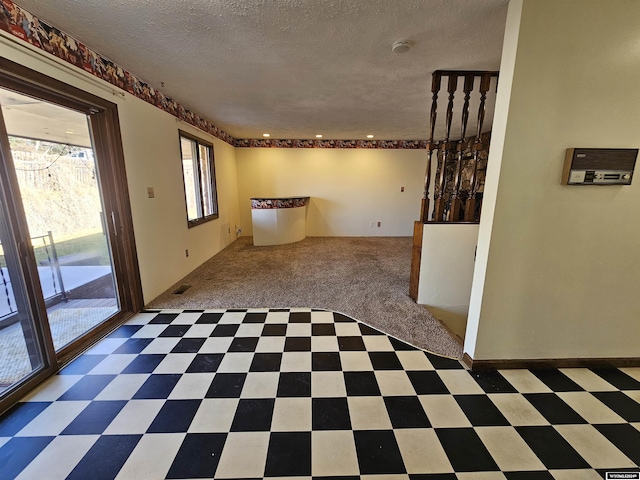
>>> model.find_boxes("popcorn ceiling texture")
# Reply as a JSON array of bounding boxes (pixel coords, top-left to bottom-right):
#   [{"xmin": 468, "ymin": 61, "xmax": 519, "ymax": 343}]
[
  {"xmin": 15, "ymin": 0, "xmax": 508, "ymax": 143},
  {"xmin": 147, "ymin": 236, "xmax": 463, "ymax": 358}
]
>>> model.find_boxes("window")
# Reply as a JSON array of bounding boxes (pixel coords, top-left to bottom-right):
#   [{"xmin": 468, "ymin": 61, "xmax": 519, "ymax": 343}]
[{"xmin": 179, "ymin": 131, "xmax": 218, "ymax": 227}]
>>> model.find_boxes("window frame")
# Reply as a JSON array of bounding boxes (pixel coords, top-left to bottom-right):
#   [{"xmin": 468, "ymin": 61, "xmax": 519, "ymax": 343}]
[
  {"xmin": 178, "ymin": 130, "xmax": 219, "ymax": 228},
  {"xmin": 0, "ymin": 57, "xmax": 144, "ymax": 412}
]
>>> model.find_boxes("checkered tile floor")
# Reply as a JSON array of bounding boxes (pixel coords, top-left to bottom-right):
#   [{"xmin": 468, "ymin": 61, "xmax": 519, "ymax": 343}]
[{"xmin": 0, "ymin": 309, "xmax": 639, "ymax": 479}]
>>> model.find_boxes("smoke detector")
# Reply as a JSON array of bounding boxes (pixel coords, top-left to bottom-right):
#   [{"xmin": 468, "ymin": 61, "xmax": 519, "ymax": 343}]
[{"xmin": 392, "ymin": 40, "xmax": 411, "ymax": 54}]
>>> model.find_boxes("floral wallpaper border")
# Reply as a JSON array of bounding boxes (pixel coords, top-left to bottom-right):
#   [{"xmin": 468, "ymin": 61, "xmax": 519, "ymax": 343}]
[
  {"xmin": 235, "ymin": 139, "xmax": 429, "ymax": 149},
  {"xmin": 0, "ymin": 0, "xmax": 234, "ymax": 144},
  {"xmin": 1, "ymin": 1, "xmax": 427, "ymax": 150},
  {"xmin": 251, "ymin": 197, "xmax": 309, "ymax": 209}
]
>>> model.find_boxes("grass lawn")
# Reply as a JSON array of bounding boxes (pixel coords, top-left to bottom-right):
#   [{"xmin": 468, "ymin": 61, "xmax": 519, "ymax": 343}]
[
  {"xmin": 1, "ymin": 232, "xmax": 111, "ymax": 268},
  {"xmin": 34, "ymin": 232, "xmax": 111, "ymax": 266}
]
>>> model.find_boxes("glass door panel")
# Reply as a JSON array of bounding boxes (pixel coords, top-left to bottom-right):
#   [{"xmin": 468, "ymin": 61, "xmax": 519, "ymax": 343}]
[
  {"xmin": 0, "ymin": 87, "xmax": 119, "ymax": 352},
  {"xmin": 0, "ymin": 200, "xmax": 45, "ymax": 394}
]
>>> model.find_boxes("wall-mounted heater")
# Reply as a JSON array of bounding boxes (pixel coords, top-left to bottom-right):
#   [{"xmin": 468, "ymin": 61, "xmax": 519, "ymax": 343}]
[{"xmin": 562, "ymin": 148, "xmax": 637, "ymax": 185}]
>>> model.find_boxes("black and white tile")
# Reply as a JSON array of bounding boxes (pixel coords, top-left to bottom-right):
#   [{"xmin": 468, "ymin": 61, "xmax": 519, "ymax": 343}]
[{"xmin": 0, "ymin": 308, "xmax": 639, "ymax": 479}]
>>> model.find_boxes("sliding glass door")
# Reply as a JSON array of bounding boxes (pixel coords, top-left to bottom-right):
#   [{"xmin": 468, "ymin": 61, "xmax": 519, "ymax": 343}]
[
  {"xmin": 0, "ymin": 58, "xmax": 142, "ymax": 408},
  {"xmin": 0, "ymin": 87, "xmax": 119, "ymax": 355},
  {"xmin": 0, "ymin": 88, "xmax": 56, "ymax": 397},
  {"xmin": 0, "ymin": 194, "xmax": 49, "ymax": 394}
]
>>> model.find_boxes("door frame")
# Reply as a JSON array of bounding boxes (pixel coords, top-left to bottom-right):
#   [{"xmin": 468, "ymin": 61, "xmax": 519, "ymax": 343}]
[{"xmin": 0, "ymin": 57, "xmax": 143, "ymax": 412}]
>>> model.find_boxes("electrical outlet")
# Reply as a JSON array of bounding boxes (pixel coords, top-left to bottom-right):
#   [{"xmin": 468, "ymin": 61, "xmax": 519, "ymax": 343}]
[
  {"xmin": 369, "ymin": 221, "xmax": 374, "ymax": 227},
  {"xmin": 147, "ymin": 186, "xmax": 155, "ymax": 198},
  {"xmin": 185, "ymin": 249, "xmax": 189, "ymax": 257},
  {"xmin": 377, "ymin": 221, "xmax": 381, "ymax": 227}
]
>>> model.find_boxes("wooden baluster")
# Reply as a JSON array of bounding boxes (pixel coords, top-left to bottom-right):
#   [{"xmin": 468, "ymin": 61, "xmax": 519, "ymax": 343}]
[
  {"xmin": 449, "ymin": 74, "xmax": 474, "ymax": 222},
  {"xmin": 465, "ymin": 73, "xmax": 492, "ymax": 222},
  {"xmin": 433, "ymin": 73, "xmax": 457, "ymax": 222},
  {"xmin": 420, "ymin": 72, "xmax": 441, "ymax": 223}
]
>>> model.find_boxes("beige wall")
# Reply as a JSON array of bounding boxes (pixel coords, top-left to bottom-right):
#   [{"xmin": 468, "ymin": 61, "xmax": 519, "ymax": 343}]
[
  {"xmin": 0, "ymin": 36, "xmax": 240, "ymax": 303},
  {"xmin": 418, "ymin": 224, "xmax": 479, "ymax": 339},
  {"xmin": 121, "ymin": 113, "xmax": 239, "ymax": 302},
  {"xmin": 465, "ymin": 0, "xmax": 640, "ymax": 360},
  {"xmin": 1, "ymin": 33, "xmax": 427, "ymax": 305},
  {"xmin": 15, "ymin": 0, "xmax": 640, "ymax": 362},
  {"xmin": 236, "ymin": 147, "xmax": 426, "ymax": 237}
]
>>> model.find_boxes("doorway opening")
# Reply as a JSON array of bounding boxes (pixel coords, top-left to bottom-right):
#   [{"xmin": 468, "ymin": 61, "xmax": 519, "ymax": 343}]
[{"xmin": 0, "ymin": 58, "xmax": 142, "ymax": 410}]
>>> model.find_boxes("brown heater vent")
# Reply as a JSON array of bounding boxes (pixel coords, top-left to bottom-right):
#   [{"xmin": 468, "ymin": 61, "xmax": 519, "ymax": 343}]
[{"xmin": 173, "ymin": 285, "xmax": 192, "ymax": 295}]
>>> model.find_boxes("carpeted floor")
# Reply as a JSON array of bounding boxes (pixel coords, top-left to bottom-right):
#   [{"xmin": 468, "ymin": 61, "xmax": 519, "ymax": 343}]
[{"xmin": 147, "ymin": 237, "xmax": 462, "ymax": 358}]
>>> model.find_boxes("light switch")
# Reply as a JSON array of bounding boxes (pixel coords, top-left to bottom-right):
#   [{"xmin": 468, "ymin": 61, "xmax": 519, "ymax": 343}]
[{"xmin": 147, "ymin": 187, "xmax": 155, "ymax": 198}]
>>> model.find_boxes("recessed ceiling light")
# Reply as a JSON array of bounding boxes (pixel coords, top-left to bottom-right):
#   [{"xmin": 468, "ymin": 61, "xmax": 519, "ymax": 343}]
[
  {"xmin": 65, "ymin": 130, "xmax": 74, "ymax": 134},
  {"xmin": 262, "ymin": 133, "xmax": 270, "ymax": 137},
  {"xmin": 367, "ymin": 134, "xmax": 374, "ymax": 138},
  {"xmin": 315, "ymin": 134, "xmax": 323, "ymax": 138}
]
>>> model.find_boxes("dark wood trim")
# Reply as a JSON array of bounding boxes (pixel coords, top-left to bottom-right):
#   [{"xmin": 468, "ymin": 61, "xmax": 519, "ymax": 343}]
[
  {"xmin": 178, "ymin": 130, "xmax": 220, "ymax": 228},
  {"xmin": 408, "ymin": 221, "xmax": 423, "ymax": 301},
  {"xmin": 0, "ymin": 58, "xmax": 119, "ymax": 113},
  {"xmin": 187, "ymin": 213, "xmax": 220, "ymax": 228},
  {"xmin": 0, "ymin": 365, "xmax": 57, "ymax": 415},
  {"xmin": 434, "ymin": 70, "xmax": 499, "ymax": 78},
  {"xmin": 56, "ymin": 310, "xmax": 136, "ymax": 367},
  {"xmin": 0, "ymin": 86, "xmax": 58, "ymax": 415},
  {"xmin": 89, "ymin": 105, "xmax": 144, "ymax": 313},
  {"xmin": 461, "ymin": 353, "xmax": 474, "ymax": 369},
  {"xmin": 0, "ymin": 56, "xmax": 143, "ymax": 411},
  {"xmin": 0, "ymin": 309, "xmax": 137, "ymax": 416},
  {"xmin": 462, "ymin": 353, "xmax": 640, "ymax": 370},
  {"xmin": 179, "ymin": 129, "xmax": 214, "ymax": 148},
  {"xmin": 560, "ymin": 148, "xmax": 574, "ymax": 186},
  {"xmin": 417, "ymin": 221, "xmax": 480, "ymax": 225},
  {"xmin": 419, "ymin": 197, "xmax": 430, "ymax": 223}
]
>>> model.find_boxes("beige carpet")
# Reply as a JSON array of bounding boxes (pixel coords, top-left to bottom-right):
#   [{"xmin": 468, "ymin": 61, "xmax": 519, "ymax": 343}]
[{"xmin": 148, "ymin": 237, "xmax": 463, "ymax": 358}]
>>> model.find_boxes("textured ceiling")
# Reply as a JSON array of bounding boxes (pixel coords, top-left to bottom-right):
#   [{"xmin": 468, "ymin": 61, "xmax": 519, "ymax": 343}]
[{"xmin": 16, "ymin": 0, "xmax": 509, "ymax": 140}]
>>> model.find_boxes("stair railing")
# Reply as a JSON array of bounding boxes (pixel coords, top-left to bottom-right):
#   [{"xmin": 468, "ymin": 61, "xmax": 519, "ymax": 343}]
[{"xmin": 419, "ymin": 70, "xmax": 498, "ymax": 223}]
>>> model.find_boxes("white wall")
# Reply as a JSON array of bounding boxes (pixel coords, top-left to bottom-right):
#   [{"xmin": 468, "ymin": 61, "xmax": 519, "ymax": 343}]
[
  {"xmin": 252, "ymin": 207, "xmax": 307, "ymax": 246},
  {"xmin": 465, "ymin": 0, "xmax": 640, "ymax": 360},
  {"xmin": 418, "ymin": 223, "xmax": 479, "ymax": 338},
  {"xmin": 0, "ymin": 36, "xmax": 240, "ymax": 303},
  {"xmin": 236, "ymin": 148, "xmax": 426, "ymax": 237}
]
